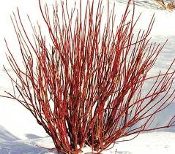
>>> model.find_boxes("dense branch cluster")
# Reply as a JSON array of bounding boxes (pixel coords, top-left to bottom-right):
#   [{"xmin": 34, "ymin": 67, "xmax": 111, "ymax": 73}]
[{"xmin": 4, "ymin": 0, "xmax": 175, "ymax": 153}]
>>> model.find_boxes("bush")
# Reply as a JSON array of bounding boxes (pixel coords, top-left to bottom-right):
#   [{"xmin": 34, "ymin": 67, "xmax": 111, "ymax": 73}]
[{"xmin": 4, "ymin": 0, "xmax": 175, "ymax": 153}]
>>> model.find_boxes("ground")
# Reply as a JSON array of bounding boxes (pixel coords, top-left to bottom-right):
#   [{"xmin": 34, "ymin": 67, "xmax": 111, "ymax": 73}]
[{"xmin": 0, "ymin": 0, "xmax": 175, "ymax": 153}]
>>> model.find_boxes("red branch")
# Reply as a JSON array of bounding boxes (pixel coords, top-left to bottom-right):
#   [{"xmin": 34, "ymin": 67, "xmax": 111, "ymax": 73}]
[{"xmin": 3, "ymin": 0, "xmax": 175, "ymax": 153}]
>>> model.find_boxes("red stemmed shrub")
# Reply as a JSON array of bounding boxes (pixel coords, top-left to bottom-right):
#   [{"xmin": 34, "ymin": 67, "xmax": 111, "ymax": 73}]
[{"xmin": 3, "ymin": 0, "xmax": 175, "ymax": 153}]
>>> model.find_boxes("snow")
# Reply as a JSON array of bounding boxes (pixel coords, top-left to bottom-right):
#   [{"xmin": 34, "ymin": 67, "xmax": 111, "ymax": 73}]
[
  {"xmin": 1, "ymin": 131, "xmax": 175, "ymax": 154},
  {"xmin": 0, "ymin": 0, "xmax": 175, "ymax": 153}
]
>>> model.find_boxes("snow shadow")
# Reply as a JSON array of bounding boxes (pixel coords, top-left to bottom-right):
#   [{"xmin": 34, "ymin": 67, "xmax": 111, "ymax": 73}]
[
  {"xmin": 0, "ymin": 125, "xmax": 53, "ymax": 154},
  {"xmin": 0, "ymin": 125, "xmax": 18, "ymax": 142},
  {"xmin": 84, "ymin": 152, "xmax": 131, "ymax": 154},
  {"xmin": 25, "ymin": 134, "xmax": 42, "ymax": 140},
  {"xmin": 0, "ymin": 141, "xmax": 50, "ymax": 154},
  {"xmin": 116, "ymin": 152, "xmax": 132, "ymax": 154}
]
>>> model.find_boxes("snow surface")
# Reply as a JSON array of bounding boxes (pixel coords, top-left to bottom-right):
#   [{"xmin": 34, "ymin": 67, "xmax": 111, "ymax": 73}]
[{"xmin": 0, "ymin": 0, "xmax": 175, "ymax": 153}]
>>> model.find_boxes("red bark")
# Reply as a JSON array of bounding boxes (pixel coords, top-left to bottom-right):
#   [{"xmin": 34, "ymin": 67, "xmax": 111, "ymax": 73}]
[{"xmin": 3, "ymin": 0, "xmax": 175, "ymax": 153}]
